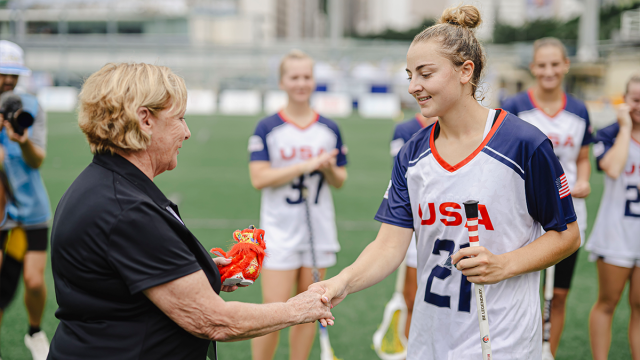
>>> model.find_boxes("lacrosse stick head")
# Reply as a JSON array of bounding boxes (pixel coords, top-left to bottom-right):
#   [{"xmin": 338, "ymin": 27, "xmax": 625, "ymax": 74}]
[{"xmin": 372, "ymin": 292, "xmax": 408, "ymax": 360}]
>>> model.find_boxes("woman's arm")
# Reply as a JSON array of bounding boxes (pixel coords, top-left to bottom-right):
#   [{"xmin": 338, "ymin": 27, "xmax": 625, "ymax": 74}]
[
  {"xmin": 451, "ymin": 221, "xmax": 580, "ymax": 285},
  {"xmin": 599, "ymin": 104, "xmax": 633, "ymax": 179},
  {"xmin": 249, "ymin": 149, "xmax": 339, "ymax": 190},
  {"xmin": 571, "ymin": 145, "xmax": 591, "ymax": 198},
  {"xmin": 308, "ymin": 223, "xmax": 413, "ymax": 308},
  {"xmin": 320, "ymin": 163, "xmax": 347, "ymax": 189},
  {"xmin": 144, "ymin": 270, "xmax": 333, "ymax": 342}
]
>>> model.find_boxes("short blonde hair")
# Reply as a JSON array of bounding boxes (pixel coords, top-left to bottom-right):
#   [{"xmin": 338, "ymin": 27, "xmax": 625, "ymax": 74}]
[
  {"xmin": 78, "ymin": 63, "xmax": 187, "ymax": 154},
  {"xmin": 279, "ymin": 49, "xmax": 314, "ymax": 80}
]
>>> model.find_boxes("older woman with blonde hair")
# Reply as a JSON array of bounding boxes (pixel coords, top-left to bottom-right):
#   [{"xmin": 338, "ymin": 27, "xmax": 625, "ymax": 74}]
[{"xmin": 48, "ymin": 63, "xmax": 333, "ymax": 360}]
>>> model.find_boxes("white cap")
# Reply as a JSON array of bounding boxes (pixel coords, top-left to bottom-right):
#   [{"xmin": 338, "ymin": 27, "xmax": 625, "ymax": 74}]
[{"xmin": 0, "ymin": 40, "xmax": 31, "ymax": 76}]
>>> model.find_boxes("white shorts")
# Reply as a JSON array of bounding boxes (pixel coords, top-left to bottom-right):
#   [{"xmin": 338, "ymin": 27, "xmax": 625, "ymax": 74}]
[
  {"xmin": 589, "ymin": 252, "xmax": 640, "ymax": 269},
  {"xmin": 405, "ymin": 233, "xmax": 418, "ymax": 268},
  {"xmin": 263, "ymin": 247, "xmax": 337, "ymax": 271}
]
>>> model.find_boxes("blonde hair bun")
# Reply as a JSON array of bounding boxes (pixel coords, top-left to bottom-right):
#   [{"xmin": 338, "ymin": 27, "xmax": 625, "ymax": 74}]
[{"xmin": 439, "ymin": 5, "xmax": 482, "ymax": 29}]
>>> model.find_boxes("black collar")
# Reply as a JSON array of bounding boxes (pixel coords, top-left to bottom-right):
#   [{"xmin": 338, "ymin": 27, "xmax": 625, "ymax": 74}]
[{"xmin": 92, "ymin": 152, "xmax": 173, "ymax": 210}]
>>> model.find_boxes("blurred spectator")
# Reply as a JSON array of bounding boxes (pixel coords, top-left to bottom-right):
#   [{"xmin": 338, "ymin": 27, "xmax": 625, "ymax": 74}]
[{"xmin": 0, "ymin": 40, "xmax": 51, "ymax": 360}]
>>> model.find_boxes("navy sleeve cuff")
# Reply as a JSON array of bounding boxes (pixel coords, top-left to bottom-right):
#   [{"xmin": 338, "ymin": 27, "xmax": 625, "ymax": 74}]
[{"xmin": 373, "ymin": 214, "xmax": 413, "ymax": 229}]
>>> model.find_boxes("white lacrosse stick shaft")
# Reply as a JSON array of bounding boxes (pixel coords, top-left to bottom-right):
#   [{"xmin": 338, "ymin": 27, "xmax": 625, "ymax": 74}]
[
  {"xmin": 542, "ymin": 265, "xmax": 555, "ymax": 360},
  {"xmin": 464, "ymin": 200, "xmax": 492, "ymax": 360}
]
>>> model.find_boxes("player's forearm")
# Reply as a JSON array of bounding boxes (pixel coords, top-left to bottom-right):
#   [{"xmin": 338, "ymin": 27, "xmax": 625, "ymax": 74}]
[
  {"xmin": 338, "ymin": 224, "xmax": 411, "ymax": 295},
  {"xmin": 210, "ymin": 301, "xmax": 299, "ymax": 342},
  {"xmin": 19, "ymin": 140, "xmax": 45, "ymax": 169},
  {"xmin": 600, "ymin": 127, "xmax": 631, "ymax": 179},
  {"xmin": 322, "ymin": 166, "xmax": 347, "ymax": 189},
  {"xmin": 576, "ymin": 158, "xmax": 591, "ymax": 185},
  {"xmin": 249, "ymin": 162, "xmax": 306, "ymax": 190},
  {"xmin": 576, "ymin": 147, "xmax": 591, "ymax": 184},
  {"xmin": 501, "ymin": 222, "xmax": 580, "ymax": 278}
]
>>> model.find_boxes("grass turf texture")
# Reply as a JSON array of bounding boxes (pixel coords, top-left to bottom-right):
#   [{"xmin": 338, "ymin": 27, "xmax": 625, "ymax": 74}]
[{"xmin": 0, "ymin": 112, "xmax": 629, "ymax": 360}]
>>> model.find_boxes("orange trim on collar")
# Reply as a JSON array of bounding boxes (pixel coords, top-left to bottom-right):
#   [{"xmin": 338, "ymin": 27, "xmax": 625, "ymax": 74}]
[
  {"xmin": 527, "ymin": 89, "xmax": 567, "ymax": 118},
  {"xmin": 278, "ymin": 110, "xmax": 320, "ymax": 130},
  {"xmin": 430, "ymin": 109, "xmax": 508, "ymax": 173}
]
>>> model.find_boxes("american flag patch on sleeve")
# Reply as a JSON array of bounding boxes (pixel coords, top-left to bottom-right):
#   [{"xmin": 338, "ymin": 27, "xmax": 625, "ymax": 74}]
[{"xmin": 555, "ymin": 174, "xmax": 570, "ymax": 199}]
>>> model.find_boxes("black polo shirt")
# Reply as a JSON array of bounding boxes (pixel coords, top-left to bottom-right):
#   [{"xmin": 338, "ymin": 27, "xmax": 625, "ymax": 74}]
[{"xmin": 49, "ymin": 153, "xmax": 221, "ymax": 360}]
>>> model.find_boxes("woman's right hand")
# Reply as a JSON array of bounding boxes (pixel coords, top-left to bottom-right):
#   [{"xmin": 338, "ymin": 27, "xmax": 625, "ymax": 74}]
[
  {"xmin": 617, "ymin": 103, "xmax": 633, "ymax": 130},
  {"xmin": 301, "ymin": 149, "xmax": 339, "ymax": 174},
  {"xmin": 287, "ymin": 287, "xmax": 335, "ymax": 327},
  {"xmin": 307, "ymin": 277, "xmax": 349, "ymax": 322}
]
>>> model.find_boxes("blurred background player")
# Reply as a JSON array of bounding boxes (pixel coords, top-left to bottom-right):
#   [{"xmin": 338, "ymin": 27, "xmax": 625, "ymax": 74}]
[
  {"xmin": 311, "ymin": 5, "xmax": 580, "ymax": 359},
  {"xmin": 501, "ymin": 37, "xmax": 593, "ymax": 356},
  {"xmin": 390, "ymin": 112, "xmax": 437, "ymax": 337},
  {"xmin": 248, "ymin": 50, "xmax": 348, "ymax": 360},
  {"xmin": 0, "ymin": 40, "xmax": 51, "ymax": 360},
  {"xmin": 586, "ymin": 75, "xmax": 640, "ymax": 360}
]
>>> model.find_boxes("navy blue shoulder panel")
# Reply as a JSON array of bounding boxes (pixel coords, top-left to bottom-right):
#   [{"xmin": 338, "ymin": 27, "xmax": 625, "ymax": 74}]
[
  {"xmin": 317, "ymin": 115, "xmax": 341, "ymax": 137},
  {"xmin": 595, "ymin": 122, "xmax": 620, "ymax": 142},
  {"xmin": 255, "ymin": 113, "xmax": 286, "ymax": 135},
  {"xmin": 501, "ymin": 91, "xmax": 534, "ymax": 115},
  {"xmin": 394, "ymin": 118, "xmax": 423, "ymax": 143},
  {"xmin": 564, "ymin": 94, "xmax": 589, "ymax": 120},
  {"xmin": 483, "ymin": 112, "xmax": 549, "ymax": 179},
  {"xmin": 397, "ymin": 123, "xmax": 434, "ymax": 169}
]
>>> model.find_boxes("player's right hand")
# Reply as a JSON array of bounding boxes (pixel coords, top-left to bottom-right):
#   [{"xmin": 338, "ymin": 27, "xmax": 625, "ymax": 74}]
[
  {"xmin": 617, "ymin": 103, "xmax": 633, "ymax": 129},
  {"xmin": 287, "ymin": 286, "xmax": 335, "ymax": 326},
  {"xmin": 307, "ymin": 277, "xmax": 349, "ymax": 325},
  {"xmin": 303, "ymin": 148, "xmax": 339, "ymax": 174}
]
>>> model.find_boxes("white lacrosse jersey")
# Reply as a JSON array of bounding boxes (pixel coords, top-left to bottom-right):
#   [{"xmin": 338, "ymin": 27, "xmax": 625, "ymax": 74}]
[
  {"xmin": 502, "ymin": 90, "xmax": 592, "ymax": 243},
  {"xmin": 249, "ymin": 111, "xmax": 347, "ymax": 254},
  {"xmin": 586, "ymin": 123, "xmax": 640, "ymax": 258},
  {"xmin": 375, "ymin": 109, "xmax": 576, "ymax": 360},
  {"xmin": 502, "ymin": 91, "xmax": 592, "ymax": 243}
]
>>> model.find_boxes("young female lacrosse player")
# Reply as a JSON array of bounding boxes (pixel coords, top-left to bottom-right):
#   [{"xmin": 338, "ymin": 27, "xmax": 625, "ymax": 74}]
[
  {"xmin": 310, "ymin": 5, "xmax": 579, "ymax": 359},
  {"xmin": 501, "ymin": 37, "xmax": 593, "ymax": 356},
  {"xmin": 586, "ymin": 75, "xmax": 640, "ymax": 360},
  {"xmin": 248, "ymin": 50, "xmax": 347, "ymax": 360},
  {"xmin": 390, "ymin": 113, "xmax": 437, "ymax": 337}
]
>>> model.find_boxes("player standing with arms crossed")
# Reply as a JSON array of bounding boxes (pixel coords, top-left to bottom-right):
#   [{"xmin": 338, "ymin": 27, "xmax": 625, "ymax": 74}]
[
  {"xmin": 586, "ymin": 75, "xmax": 640, "ymax": 360},
  {"xmin": 501, "ymin": 37, "xmax": 593, "ymax": 357},
  {"xmin": 249, "ymin": 50, "xmax": 347, "ymax": 360},
  {"xmin": 390, "ymin": 113, "xmax": 436, "ymax": 337},
  {"xmin": 310, "ymin": 6, "xmax": 580, "ymax": 359}
]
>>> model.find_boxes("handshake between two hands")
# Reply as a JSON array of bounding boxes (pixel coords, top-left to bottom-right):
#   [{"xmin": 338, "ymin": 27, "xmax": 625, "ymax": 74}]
[
  {"xmin": 212, "ymin": 256, "xmax": 337, "ymax": 327},
  {"xmin": 210, "ymin": 226, "xmax": 336, "ymax": 326}
]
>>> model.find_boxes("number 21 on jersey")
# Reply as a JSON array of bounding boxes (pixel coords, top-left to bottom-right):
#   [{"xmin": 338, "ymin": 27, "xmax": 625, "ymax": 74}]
[{"xmin": 425, "ymin": 239, "xmax": 473, "ymax": 312}]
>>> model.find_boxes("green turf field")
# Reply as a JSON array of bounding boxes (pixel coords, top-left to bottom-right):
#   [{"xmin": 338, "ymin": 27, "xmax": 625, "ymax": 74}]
[{"xmin": 0, "ymin": 111, "xmax": 631, "ymax": 360}]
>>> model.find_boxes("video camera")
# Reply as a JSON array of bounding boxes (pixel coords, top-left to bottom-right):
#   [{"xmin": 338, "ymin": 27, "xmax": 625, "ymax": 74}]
[{"xmin": 0, "ymin": 91, "xmax": 35, "ymax": 136}]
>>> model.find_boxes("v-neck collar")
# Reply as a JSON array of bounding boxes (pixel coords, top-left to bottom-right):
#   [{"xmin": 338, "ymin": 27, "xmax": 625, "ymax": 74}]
[
  {"xmin": 278, "ymin": 110, "xmax": 320, "ymax": 130},
  {"xmin": 430, "ymin": 109, "xmax": 507, "ymax": 173},
  {"xmin": 527, "ymin": 89, "xmax": 567, "ymax": 119}
]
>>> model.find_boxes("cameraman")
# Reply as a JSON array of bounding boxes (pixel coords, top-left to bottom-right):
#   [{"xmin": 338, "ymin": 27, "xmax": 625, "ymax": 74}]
[{"xmin": 0, "ymin": 40, "xmax": 51, "ymax": 360}]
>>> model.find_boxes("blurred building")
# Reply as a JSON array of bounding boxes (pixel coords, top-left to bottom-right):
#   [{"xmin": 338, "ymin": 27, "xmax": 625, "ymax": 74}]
[{"xmin": 0, "ymin": 0, "xmax": 333, "ymax": 44}]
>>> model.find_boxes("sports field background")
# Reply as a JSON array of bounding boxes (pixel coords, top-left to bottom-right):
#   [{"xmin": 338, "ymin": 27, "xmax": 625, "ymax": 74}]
[{"xmin": 0, "ymin": 111, "xmax": 629, "ymax": 360}]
